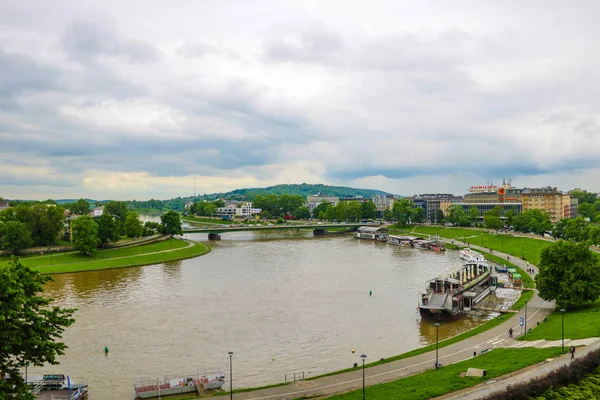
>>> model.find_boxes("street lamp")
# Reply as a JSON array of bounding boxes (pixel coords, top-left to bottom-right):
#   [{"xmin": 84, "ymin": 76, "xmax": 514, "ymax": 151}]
[
  {"xmin": 561, "ymin": 309, "xmax": 566, "ymax": 352},
  {"xmin": 435, "ymin": 323, "xmax": 440, "ymax": 368},
  {"xmin": 360, "ymin": 354, "xmax": 367, "ymax": 400},
  {"xmin": 228, "ymin": 352, "xmax": 233, "ymax": 400}
]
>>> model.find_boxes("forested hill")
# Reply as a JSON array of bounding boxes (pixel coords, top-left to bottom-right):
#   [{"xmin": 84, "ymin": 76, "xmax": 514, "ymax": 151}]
[
  {"xmin": 125, "ymin": 184, "xmax": 391, "ymax": 212},
  {"xmin": 219, "ymin": 183, "xmax": 390, "ymax": 200}
]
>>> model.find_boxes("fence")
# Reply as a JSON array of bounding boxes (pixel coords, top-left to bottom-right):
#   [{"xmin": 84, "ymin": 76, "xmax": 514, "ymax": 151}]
[{"xmin": 284, "ymin": 371, "xmax": 305, "ymax": 383}]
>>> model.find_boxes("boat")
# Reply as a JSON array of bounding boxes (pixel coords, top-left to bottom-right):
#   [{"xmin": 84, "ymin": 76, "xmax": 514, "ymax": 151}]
[
  {"xmin": 133, "ymin": 370, "xmax": 225, "ymax": 399},
  {"xmin": 412, "ymin": 240, "xmax": 432, "ymax": 249},
  {"xmin": 458, "ymin": 248, "xmax": 486, "ymax": 263},
  {"xmin": 354, "ymin": 226, "xmax": 388, "ymax": 241},
  {"xmin": 387, "ymin": 235, "xmax": 414, "ymax": 246},
  {"xmin": 24, "ymin": 374, "xmax": 88, "ymax": 399},
  {"xmin": 418, "ymin": 262, "xmax": 491, "ymax": 319}
]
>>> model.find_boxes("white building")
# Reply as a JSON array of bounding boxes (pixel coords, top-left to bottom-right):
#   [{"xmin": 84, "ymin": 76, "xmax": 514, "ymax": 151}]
[
  {"xmin": 373, "ymin": 195, "xmax": 396, "ymax": 214},
  {"xmin": 305, "ymin": 194, "xmax": 339, "ymax": 214},
  {"xmin": 90, "ymin": 206, "xmax": 104, "ymax": 218},
  {"xmin": 215, "ymin": 202, "xmax": 262, "ymax": 218}
]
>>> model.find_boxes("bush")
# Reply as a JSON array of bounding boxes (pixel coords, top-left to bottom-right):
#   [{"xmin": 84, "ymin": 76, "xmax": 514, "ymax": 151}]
[{"xmin": 276, "ymin": 218, "xmax": 284, "ymax": 224}]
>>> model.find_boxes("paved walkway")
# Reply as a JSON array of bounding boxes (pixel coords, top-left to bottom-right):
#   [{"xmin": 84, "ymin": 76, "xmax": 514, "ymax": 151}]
[
  {"xmin": 232, "ymin": 243, "xmax": 556, "ymax": 399},
  {"xmin": 437, "ymin": 337, "xmax": 600, "ymax": 400}
]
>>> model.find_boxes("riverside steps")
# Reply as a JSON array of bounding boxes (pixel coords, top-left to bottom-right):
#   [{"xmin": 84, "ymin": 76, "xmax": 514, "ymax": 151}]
[{"xmin": 229, "ymin": 242, "xmax": 556, "ymax": 400}]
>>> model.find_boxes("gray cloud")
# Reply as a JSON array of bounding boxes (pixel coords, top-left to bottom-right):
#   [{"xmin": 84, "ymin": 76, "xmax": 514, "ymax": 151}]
[{"xmin": 63, "ymin": 20, "xmax": 161, "ymax": 64}]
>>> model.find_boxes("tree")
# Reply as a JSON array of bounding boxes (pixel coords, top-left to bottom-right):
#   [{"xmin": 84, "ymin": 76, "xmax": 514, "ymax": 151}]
[
  {"xmin": 564, "ymin": 217, "xmax": 589, "ymax": 242},
  {"xmin": 578, "ymin": 203, "xmax": 597, "ymax": 219},
  {"xmin": 392, "ymin": 199, "xmax": 415, "ymax": 227},
  {"xmin": 412, "ymin": 207, "xmax": 426, "ymax": 224},
  {"xmin": 16, "ymin": 204, "xmax": 65, "ymax": 246},
  {"xmin": 95, "ymin": 214, "xmax": 121, "ymax": 247},
  {"xmin": 432, "ymin": 209, "xmax": 444, "ymax": 224},
  {"xmin": 552, "ymin": 218, "xmax": 569, "ymax": 240},
  {"xmin": 361, "ymin": 201, "xmax": 377, "ymax": 219},
  {"xmin": 570, "ymin": 190, "xmax": 597, "ymax": 205},
  {"xmin": 71, "ymin": 216, "xmax": 99, "ymax": 255},
  {"xmin": 535, "ymin": 241, "xmax": 600, "ymax": 308},
  {"xmin": 446, "ymin": 204, "xmax": 468, "ymax": 226},
  {"xmin": 0, "ymin": 221, "xmax": 33, "ymax": 254},
  {"xmin": 345, "ymin": 201, "xmax": 363, "ymax": 222},
  {"xmin": 484, "ymin": 206, "xmax": 504, "ymax": 230},
  {"xmin": 513, "ymin": 209, "xmax": 552, "ymax": 236},
  {"xmin": 324, "ymin": 204, "xmax": 335, "ymax": 221},
  {"xmin": 161, "ymin": 211, "xmax": 182, "ymax": 236},
  {"xmin": 123, "ymin": 212, "xmax": 143, "ymax": 238},
  {"xmin": 294, "ymin": 206, "xmax": 310, "ymax": 220},
  {"xmin": 0, "ymin": 258, "xmax": 76, "ymax": 399},
  {"xmin": 467, "ymin": 207, "xmax": 479, "ymax": 227},
  {"xmin": 70, "ymin": 198, "xmax": 90, "ymax": 215},
  {"xmin": 313, "ymin": 202, "xmax": 331, "ymax": 219},
  {"xmin": 105, "ymin": 201, "xmax": 128, "ymax": 227},
  {"xmin": 505, "ymin": 210, "xmax": 516, "ymax": 227},
  {"xmin": 204, "ymin": 204, "xmax": 216, "ymax": 217}
]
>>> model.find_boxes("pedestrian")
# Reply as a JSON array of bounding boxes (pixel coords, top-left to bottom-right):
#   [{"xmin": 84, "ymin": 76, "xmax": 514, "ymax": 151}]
[
  {"xmin": 570, "ymin": 345, "xmax": 575, "ymax": 360},
  {"xmin": 508, "ymin": 328, "xmax": 513, "ymax": 339}
]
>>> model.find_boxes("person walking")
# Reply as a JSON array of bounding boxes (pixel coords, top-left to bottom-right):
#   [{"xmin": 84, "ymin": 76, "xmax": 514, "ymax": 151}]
[
  {"xmin": 570, "ymin": 345, "xmax": 576, "ymax": 360},
  {"xmin": 508, "ymin": 328, "xmax": 513, "ymax": 339}
]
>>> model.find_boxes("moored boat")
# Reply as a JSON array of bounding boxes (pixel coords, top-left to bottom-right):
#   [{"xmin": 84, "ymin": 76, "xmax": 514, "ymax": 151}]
[
  {"xmin": 418, "ymin": 262, "xmax": 491, "ymax": 319},
  {"xmin": 133, "ymin": 370, "xmax": 225, "ymax": 399},
  {"xmin": 459, "ymin": 248, "xmax": 486, "ymax": 263},
  {"xmin": 354, "ymin": 226, "xmax": 389, "ymax": 241}
]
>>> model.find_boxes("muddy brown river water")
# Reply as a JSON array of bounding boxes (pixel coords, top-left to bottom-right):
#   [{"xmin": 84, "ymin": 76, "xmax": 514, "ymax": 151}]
[{"xmin": 30, "ymin": 230, "xmax": 510, "ymax": 399}]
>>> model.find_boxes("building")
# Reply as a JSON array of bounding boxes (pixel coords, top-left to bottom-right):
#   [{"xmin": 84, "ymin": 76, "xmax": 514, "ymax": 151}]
[
  {"xmin": 90, "ymin": 206, "xmax": 104, "ymax": 218},
  {"xmin": 305, "ymin": 194, "xmax": 339, "ymax": 214},
  {"xmin": 215, "ymin": 202, "xmax": 262, "ymax": 218},
  {"xmin": 569, "ymin": 196, "xmax": 579, "ymax": 219},
  {"xmin": 458, "ymin": 181, "xmax": 522, "ymax": 220},
  {"xmin": 412, "ymin": 194, "xmax": 463, "ymax": 223},
  {"xmin": 373, "ymin": 195, "xmax": 396, "ymax": 217},
  {"xmin": 338, "ymin": 196, "xmax": 369, "ymax": 203},
  {"xmin": 521, "ymin": 187, "xmax": 571, "ymax": 223},
  {"xmin": 0, "ymin": 200, "xmax": 8, "ymax": 211}
]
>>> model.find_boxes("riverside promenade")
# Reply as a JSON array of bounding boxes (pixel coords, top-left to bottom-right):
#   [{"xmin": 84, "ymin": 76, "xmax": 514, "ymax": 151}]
[{"xmin": 234, "ymin": 242, "xmax": 556, "ymax": 400}]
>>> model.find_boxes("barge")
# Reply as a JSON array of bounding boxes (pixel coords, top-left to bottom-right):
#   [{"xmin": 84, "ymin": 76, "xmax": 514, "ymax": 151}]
[
  {"xmin": 354, "ymin": 226, "xmax": 388, "ymax": 241},
  {"xmin": 133, "ymin": 370, "xmax": 225, "ymax": 399},
  {"xmin": 418, "ymin": 262, "xmax": 491, "ymax": 320}
]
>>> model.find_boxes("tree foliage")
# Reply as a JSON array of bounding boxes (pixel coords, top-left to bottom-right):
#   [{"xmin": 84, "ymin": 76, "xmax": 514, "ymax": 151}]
[
  {"xmin": 70, "ymin": 198, "xmax": 90, "ymax": 216},
  {"xmin": 467, "ymin": 207, "xmax": 479, "ymax": 226},
  {"xmin": 0, "ymin": 221, "xmax": 33, "ymax": 254},
  {"xmin": 445, "ymin": 205, "xmax": 470, "ymax": 226},
  {"xmin": 71, "ymin": 215, "xmax": 99, "ymax": 255},
  {"xmin": 484, "ymin": 206, "xmax": 504, "ymax": 230},
  {"xmin": 104, "ymin": 201, "xmax": 128, "ymax": 227},
  {"xmin": 95, "ymin": 213, "xmax": 121, "ymax": 247},
  {"xmin": 161, "ymin": 211, "xmax": 183, "ymax": 236},
  {"xmin": 0, "ymin": 257, "xmax": 76, "ymax": 399},
  {"xmin": 12, "ymin": 204, "xmax": 65, "ymax": 246},
  {"xmin": 123, "ymin": 212, "xmax": 144, "ymax": 238},
  {"xmin": 392, "ymin": 199, "xmax": 415, "ymax": 227},
  {"xmin": 535, "ymin": 241, "xmax": 600, "ymax": 308},
  {"xmin": 361, "ymin": 201, "xmax": 377, "ymax": 220},
  {"xmin": 513, "ymin": 209, "xmax": 552, "ymax": 236},
  {"xmin": 412, "ymin": 207, "xmax": 426, "ymax": 224}
]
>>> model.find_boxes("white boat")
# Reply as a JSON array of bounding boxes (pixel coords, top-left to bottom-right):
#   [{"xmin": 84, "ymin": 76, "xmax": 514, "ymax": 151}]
[
  {"xmin": 459, "ymin": 248, "xmax": 486, "ymax": 263},
  {"xmin": 387, "ymin": 235, "xmax": 414, "ymax": 246}
]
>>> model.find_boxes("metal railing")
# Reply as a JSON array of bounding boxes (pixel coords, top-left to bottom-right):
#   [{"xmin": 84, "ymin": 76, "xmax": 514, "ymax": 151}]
[{"xmin": 284, "ymin": 371, "xmax": 305, "ymax": 383}]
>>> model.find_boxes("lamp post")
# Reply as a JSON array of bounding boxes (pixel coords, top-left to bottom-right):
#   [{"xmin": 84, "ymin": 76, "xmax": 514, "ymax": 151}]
[
  {"xmin": 435, "ymin": 323, "xmax": 440, "ymax": 368},
  {"xmin": 561, "ymin": 309, "xmax": 566, "ymax": 352},
  {"xmin": 360, "ymin": 354, "xmax": 367, "ymax": 400},
  {"xmin": 228, "ymin": 352, "xmax": 233, "ymax": 400},
  {"xmin": 524, "ymin": 302, "xmax": 528, "ymax": 338}
]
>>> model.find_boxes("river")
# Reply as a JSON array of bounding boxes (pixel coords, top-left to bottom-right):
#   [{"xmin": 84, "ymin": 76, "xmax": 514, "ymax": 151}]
[{"xmin": 31, "ymin": 230, "xmax": 505, "ymax": 399}]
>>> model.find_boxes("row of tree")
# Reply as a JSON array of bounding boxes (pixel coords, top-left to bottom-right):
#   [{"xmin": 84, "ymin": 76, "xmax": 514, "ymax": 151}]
[
  {"xmin": 0, "ymin": 204, "xmax": 66, "ymax": 252},
  {"xmin": 553, "ymin": 217, "xmax": 600, "ymax": 245}
]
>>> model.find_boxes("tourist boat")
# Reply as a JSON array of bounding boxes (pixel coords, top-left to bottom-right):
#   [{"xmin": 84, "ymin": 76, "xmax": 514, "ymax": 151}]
[
  {"xmin": 24, "ymin": 374, "xmax": 88, "ymax": 399},
  {"xmin": 412, "ymin": 240, "xmax": 432, "ymax": 249},
  {"xmin": 428, "ymin": 241, "xmax": 446, "ymax": 251},
  {"xmin": 459, "ymin": 248, "xmax": 486, "ymax": 263},
  {"xmin": 387, "ymin": 235, "xmax": 414, "ymax": 246},
  {"xmin": 418, "ymin": 262, "xmax": 491, "ymax": 320},
  {"xmin": 133, "ymin": 370, "xmax": 225, "ymax": 399},
  {"xmin": 354, "ymin": 226, "xmax": 389, "ymax": 241}
]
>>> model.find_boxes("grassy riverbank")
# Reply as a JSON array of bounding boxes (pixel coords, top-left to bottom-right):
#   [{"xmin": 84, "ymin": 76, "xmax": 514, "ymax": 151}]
[
  {"xmin": 183, "ymin": 216, "xmax": 233, "ymax": 225},
  {"xmin": 412, "ymin": 226, "xmax": 554, "ymax": 265},
  {"xmin": 0, "ymin": 239, "xmax": 211, "ymax": 274},
  {"xmin": 326, "ymin": 347, "xmax": 562, "ymax": 400},
  {"xmin": 520, "ymin": 298, "xmax": 600, "ymax": 341}
]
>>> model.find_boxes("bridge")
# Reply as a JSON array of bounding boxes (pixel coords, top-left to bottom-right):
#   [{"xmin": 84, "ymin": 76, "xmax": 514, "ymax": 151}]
[{"xmin": 182, "ymin": 222, "xmax": 377, "ymax": 240}]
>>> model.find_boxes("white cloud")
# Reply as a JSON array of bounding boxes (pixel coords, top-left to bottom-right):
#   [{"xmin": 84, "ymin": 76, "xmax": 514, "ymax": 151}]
[{"xmin": 1, "ymin": 0, "xmax": 600, "ymax": 200}]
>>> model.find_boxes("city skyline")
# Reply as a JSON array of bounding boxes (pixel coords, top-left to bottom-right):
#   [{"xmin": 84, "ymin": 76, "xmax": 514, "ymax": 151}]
[{"xmin": 2, "ymin": 1, "xmax": 600, "ymax": 200}]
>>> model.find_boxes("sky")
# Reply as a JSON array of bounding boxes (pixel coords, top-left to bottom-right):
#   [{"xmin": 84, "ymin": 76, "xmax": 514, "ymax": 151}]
[{"xmin": 1, "ymin": 0, "xmax": 600, "ymax": 200}]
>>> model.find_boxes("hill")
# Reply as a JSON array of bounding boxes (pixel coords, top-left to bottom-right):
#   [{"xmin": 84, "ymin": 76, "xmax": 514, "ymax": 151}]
[{"xmin": 214, "ymin": 183, "xmax": 390, "ymax": 200}]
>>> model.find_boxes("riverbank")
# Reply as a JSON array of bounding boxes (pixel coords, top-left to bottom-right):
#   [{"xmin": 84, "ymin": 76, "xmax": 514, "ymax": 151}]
[{"xmin": 0, "ymin": 238, "xmax": 211, "ymax": 274}]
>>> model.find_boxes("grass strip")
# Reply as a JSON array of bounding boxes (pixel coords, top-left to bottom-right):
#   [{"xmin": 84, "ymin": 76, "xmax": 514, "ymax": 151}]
[
  {"xmin": 305, "ymin": 313, "xmax": 510, "ymax": 381},
  {"xmin": 326, "ymin": 347, "xmax": 562, "ymax": 400},
  {"xmin": 28, "ymin": 242, "xmax": 211, "ymax": 274},
  {"xmin": 183, "ymin": 216, "xmax": 233, "ymax": 224},
  {"xmin": 0, "ymin": 238, "xmax": 187, "ymax": 269},
  {"xmin": 520, "ymin": 298, "xmax": 600, "ymax": 341},
  {"xmin": 511, "ymin": 290, "xmax": 534, "ymax": 311}
]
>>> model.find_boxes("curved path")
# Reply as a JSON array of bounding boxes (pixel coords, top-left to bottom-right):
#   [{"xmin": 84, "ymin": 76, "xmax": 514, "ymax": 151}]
[{"xmin": 232, "ymin": 242, "xmax": 555, "ymax": 399}]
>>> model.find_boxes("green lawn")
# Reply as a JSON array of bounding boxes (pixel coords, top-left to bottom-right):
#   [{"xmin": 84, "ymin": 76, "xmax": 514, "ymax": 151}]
[
  {"xmin": 325, "ymin": 348, "xmax": 562, "ymax": 400},
  {"xmin": 0, "ymin": 239, "xmax": 188, "ymax": 269},
  {"xmin": 521, "ymin": 299, "xmax": 600, "ymax": 341},
  {"xmin": 412, "ymin": 226, "xmax": 554, "ymax": 266},
  {"xmin": 183, "ymin": 216, "xmax": 232, "ymax": 224}
]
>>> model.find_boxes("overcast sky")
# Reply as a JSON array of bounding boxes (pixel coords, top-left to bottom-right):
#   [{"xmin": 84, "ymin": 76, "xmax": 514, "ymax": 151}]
[{"xmin": 1, "ymin": 1, "xmax": 600, "ymax": 200}]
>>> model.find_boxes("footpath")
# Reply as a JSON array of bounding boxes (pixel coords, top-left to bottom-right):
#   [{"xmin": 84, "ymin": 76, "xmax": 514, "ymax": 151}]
[{"xmin": 233, "ymin": 242, "xmax": 556, "ymax": 400}]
